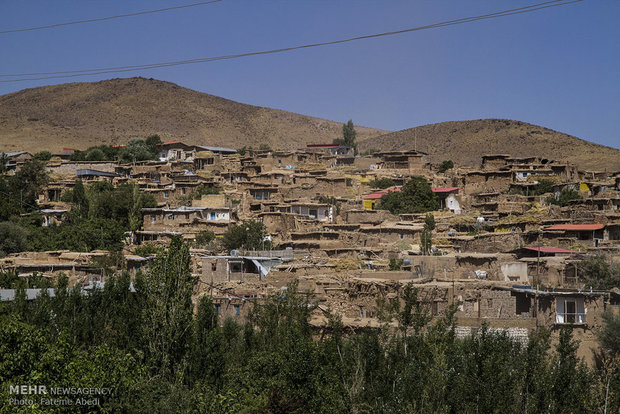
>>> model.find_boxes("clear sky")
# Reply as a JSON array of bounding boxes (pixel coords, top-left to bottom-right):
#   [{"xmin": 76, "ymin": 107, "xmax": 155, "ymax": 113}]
[{"xmin": 0, "ymin": 1, "xmax": 618, "ymax": 149}]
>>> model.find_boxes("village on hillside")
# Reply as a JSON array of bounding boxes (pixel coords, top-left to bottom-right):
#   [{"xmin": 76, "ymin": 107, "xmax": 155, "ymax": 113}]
[{"xmin": 1, "ymin": 136, "xmax": 619, "ymax": 362}]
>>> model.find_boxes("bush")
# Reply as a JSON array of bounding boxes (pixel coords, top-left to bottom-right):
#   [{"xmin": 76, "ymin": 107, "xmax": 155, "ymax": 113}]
[
  {"xmin": 222, "ymin": 220, "xmax": 269, "ymax": 251},
  {"xmin": 389, "ymin": 258, "xmax": 403, "ymax": 271},
  {"xmin": 547, "ymin": 188, "xmax": 581, "ymax": 207},
  {"xmin": 0, "ymin": 221, "xmax": 28, "ymax": 257},
  {"xmin": 438, "ymin": 160, "xmax": 454, "ymax": 173},
  {"xmin": 194, "ymin": 230, "xmax": 216, "ymax": 248},
  {"xmin": 369, "ymin": 178, "xmax": 395, "ymax": 189},
  {"xmin": 378, "ymin": 176, "xmax": 438, "ymax": 215},
  {"xmin": 33, "ymin": 151, "xmax": 52, "ymax": 161}
]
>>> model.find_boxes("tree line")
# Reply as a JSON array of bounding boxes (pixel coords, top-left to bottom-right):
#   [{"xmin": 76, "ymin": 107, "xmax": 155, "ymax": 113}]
[{"xmin": 1, "ymin": 236, "xmax": 619, "ymax": 413}]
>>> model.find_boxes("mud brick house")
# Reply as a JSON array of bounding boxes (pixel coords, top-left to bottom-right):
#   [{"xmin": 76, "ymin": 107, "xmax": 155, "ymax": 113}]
[
  {"xmin": 141, "ymin": 205, "xmax": 231, "ymax": 240},
  {"xmin": 201, "ymin": 254, "xmax": 282, "ymax": 283}
]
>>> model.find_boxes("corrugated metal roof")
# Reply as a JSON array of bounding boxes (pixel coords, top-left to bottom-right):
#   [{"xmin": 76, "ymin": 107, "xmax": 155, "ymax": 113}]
[
  {"xmin": 76, "ymin": 169, "xmax": 118, "ymax": 177},
  {"xmin": 196, "ymin": 145, "xmax": 237, "ymax": 153}
]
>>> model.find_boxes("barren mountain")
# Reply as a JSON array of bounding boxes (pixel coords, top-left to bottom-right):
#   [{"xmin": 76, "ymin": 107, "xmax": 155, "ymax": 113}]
[
  {"xmin": 358, "ymin": 119, "xmax": 620, "ymax": 171},
  {"xmin": 0, "ymin": 77, "xmax": 387, "ymax": 153}
]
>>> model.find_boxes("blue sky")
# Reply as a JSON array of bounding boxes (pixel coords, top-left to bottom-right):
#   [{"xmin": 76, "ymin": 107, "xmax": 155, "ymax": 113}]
[{"xmin": 1, "ymin": 1, "xmax": 618, "ymax": 149}]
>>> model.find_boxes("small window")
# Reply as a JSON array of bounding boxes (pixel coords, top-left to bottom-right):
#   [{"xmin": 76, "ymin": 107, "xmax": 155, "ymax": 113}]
[
  {"xmin": 215, "ymin": 304, "xmax": 221, "ymax": 316},
  {"xmin": 167, "ymin": 213, "xmax": 174, "ymax": 220},
  {"xmin": 181, "ymin": 188, "xmax": 186, "ymax": 194},
  {"xmin": 150, "ymin": 216, "xmax": 156, "ymax": 223},
  {"xmin": 164, "ymin": 191, "xmax": 169, "ymax": 198},
  {"xmin": 211, "ymin": 263, "xmax": 217, "ymax": 271},
  {"xmin": 234, "ymin": 305, "xmax": 240, "ymax": 316},
  {"xmin": 207, "ymin": 158, "xmax": 214, "ymax": 165},
  {"xmin": 210, "ymin": 212, "xmax": 216, "ymax": 220}
]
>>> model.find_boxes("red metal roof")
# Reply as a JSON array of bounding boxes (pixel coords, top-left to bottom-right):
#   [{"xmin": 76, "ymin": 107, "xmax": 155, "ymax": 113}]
[
  {"xmin": 363, "ymin": 187, "xmax": 401, "ymax": 200},
  {"xmin": 160, "ymin": 141, "xmax": 183, "ymax": 146},
  {"xmin": 432, "ymin": 187, "xmax": 459, "ymax": 193},
  {"xmin": 546, "ymin": 224, "xmax": 604, "ymax": 231},
  {"xmin": 62, "ymin": 148, "xmax": 80, "ymax": 151},
  {"xmin": 524, "ymin": 247, "xmax": 579, "ymax": 254}
]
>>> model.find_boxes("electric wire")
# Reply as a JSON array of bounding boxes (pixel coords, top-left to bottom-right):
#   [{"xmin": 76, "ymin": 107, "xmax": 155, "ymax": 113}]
[
  {"xmin": 0, "ymin": 0, "xmax": 225, "ymax": 34},
  {"xmin": 0, "ymin": 0, "xmax": 583, "ymax": 83}
]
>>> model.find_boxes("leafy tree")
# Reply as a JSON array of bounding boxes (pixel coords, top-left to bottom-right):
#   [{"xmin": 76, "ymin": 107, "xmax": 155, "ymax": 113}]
[
  {"xmin": 138, "ymin": 236, "xmax": 195, "ymax": 377},
  {"xmin": 194, "ymin": 230, "xmax": 216, "ymax": 248},
  {"xmin": 33, "ymin": 151, "xmax": 53, "ymax": 161},
  {"xmin": 369, "ymin": 177, "xmax": 395, "ymax": 189},
  {"xmin": 438, "ymin": 160, "xmax": 454, "ymax": 173},
  {"xmin": 599, "ymin": 311, "xmax": 620, "ymax": 356},
  {"xmin": 0, "ymin": 221, "xmax": 28, "ymax": 257},
  {"xmin": 14, "ymin": 159, "xmax": 49, "ymax": 209},
  {"xmin": 389, "ymin": 258, "xmax": 403, "ymax": 271},
  {"xmin": 334, "ymin": 119, "xmax": 357, "ymax": 153},
  {"xmin": 579, "ymin": 255, "xmax": 620, "ymax": 290},
  {"xmin": 420, "ymin": 213, "xmax": 435, "ymax": 255},
  {"xmin": 119, "ymin": 138, "xmax": 158, "ymax": 163},
  {"xmin": 547, "ymin": 187, "xmax": 581, "ymax": 207},
  {"xmin": 222, "ymin": 220, "xmax": 269, "ymax": 251},
  {"xmin": 532, "ymin": 179, "xmax": 555, "ymax": 195},
  {"xmin": 379, "ymin": 176, "xmax": 438, "ymax": 215}
]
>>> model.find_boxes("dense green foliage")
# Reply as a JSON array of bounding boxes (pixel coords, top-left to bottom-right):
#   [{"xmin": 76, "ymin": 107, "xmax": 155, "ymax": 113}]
[
  {"xmin": 0, "ymin": 240, "xmax": 615, "ymax": 412},
  {"xmin": 70, "ymin": 135, "xmax": 161, "ymax": 163},
  {"xmin": 579, "ymin": 255, "xmax": 620, "ymax": 290},
  {"xmin": 0, "ymin": 161, "xmax": 156, "ymax": 253},
  {"xmin": 333, "ymin": 119, "xmax": 357, "ymax": 153},
  {"xmin": 33, "ymin": 151, "xmax": 53, "ymax": 161},
  {"xmin": 222, "ymin": 220, "xmax": 269, "ymax": 251},
  {"xmin": 194, "ymin": 230, "xmax": 216, "ymax": 248},
  {"xmin": 420, "ymin": 213, "xmax": 435, "ymax": 255},
  {"xmin": 547, "ymin": 187, "xmax": 581, "ymax": 206},
  {"xmin": 438, "ymin": 160, "xmax": 454, "ymax": 173},
  {"xmin": 379, "ymin": 176, "xmax": 439, "ymax": 215},
  {"xmin": 369, "ymin": 177, "xmax": 396, "ymax": 189}
]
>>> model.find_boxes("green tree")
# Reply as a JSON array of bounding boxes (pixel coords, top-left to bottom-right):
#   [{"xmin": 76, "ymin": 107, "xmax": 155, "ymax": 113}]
[
  {"xmin": 33, "ymin": 151, "xmax": 53, "ymax": 161},
  {"xmin": 194, "ymin": 230, "xmax": 216, "ymax": 248},
  {"xmin": 334, "ymin": 119, "xmax": 357, "ymax": 153},
  {"xmin": 369, "ymin": 177, "xmax": 395, "ymax": 189},
  {"xmin": 379, "ymin": 176, "xmax": 438, "ymax": 215},
  {"xmin": 579, "ymin": 255, "xmax": 620, "ymax": 290},
  {"xmin": 138, "ymin": 236, "xmax": 195, "ymax": 377},
  {"xmin": 547, "ymin": 187, "xmax": 581, "ymax": 207},
  {"xmin": 0, "ymin": 221, "xmax": 28, "ymax": 257},
  {"xmin": 222, "ymin": 220, "xmax": 269, "ymax": 251},
  {"xmin": 438, "ymin": 160, "xmax": 454, "ymax": 173}
]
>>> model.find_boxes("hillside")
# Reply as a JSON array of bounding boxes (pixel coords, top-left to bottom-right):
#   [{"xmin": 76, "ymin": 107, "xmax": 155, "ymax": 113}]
[
  {"xmin": 0, "ymin": 77, "xmax": 387, "ymax": 153},
  {"xmin": 358, "ymin": 119, "xmax": 620, "ymax": 171}
]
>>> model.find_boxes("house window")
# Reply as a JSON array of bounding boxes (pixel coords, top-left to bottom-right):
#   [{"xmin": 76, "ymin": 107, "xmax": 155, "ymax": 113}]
[
  {"xmin": 556, "ymin": 297, "xmax": 585, "ymax": 324},
  {"xmin": 164, "ymin": 191, "xmax": 169, "ymax": 198},
  {"xmin": 215, "ymin": 304, "xmax": 221, "ymax": 316},
  {"xmin": 234, "ymin": 305, "xmax": 240, "ymax": 316},
  {"xmin": 181, "ymin": 188, "xmax": 186, "ymax": 195},
  {"xmin": 230, "ymin": 261, "xmax": 243, "ymax": 273},
  {"xmin": 167, "ymin": 213, "xmax": 174, "ymax": 220},
  {"xmin": 211, "ymin": 263, "xmax": 217, "ymax": 271},
  {"xmin": 150, "ymin": 216, "xmax": 156, "ymax": 223},
  {"xmin": 207, "ymin": 158, "xmax": 214, "ymax": 165},
  {"xmin": 210, "ymin": 212, "xmax": 216, "ymax": 220}
]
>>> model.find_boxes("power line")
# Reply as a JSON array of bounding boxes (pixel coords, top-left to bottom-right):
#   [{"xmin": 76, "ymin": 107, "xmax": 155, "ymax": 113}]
[
  {"xmin": 0, "ymin": 0, "xmax": 583, "ymax": 83},
  {"xmin": 0, "ymin": 0, "xmax": 225, "ymax": 35}
]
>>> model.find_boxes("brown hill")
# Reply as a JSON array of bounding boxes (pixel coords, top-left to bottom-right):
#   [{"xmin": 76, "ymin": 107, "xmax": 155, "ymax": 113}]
[
  {"xmin": 0, "ymin": 77, "xmax": 387, "ymax": 153},
  {"xmin": 358, "ymin": 119, "xmax": 620, "ymax": 172}
]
